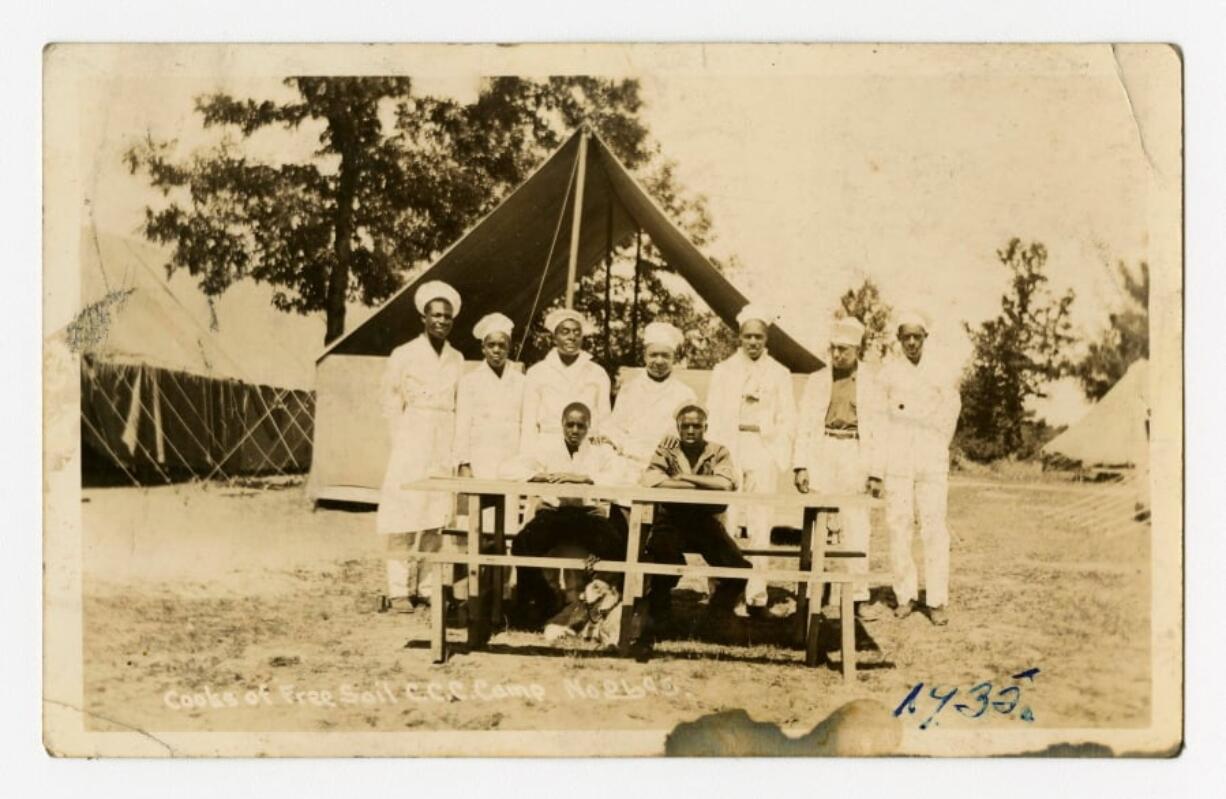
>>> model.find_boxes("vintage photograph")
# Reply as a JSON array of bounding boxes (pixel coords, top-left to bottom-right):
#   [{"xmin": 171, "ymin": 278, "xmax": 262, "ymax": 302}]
[{"xmin": 42, "ymin": 43, "xmax": 1183, "ymax": 757}]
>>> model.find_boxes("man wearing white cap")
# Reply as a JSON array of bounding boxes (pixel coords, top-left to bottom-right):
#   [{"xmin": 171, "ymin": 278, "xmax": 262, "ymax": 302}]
[
  {"xmin": 605, "ymin": 321, "xmax": 697, "ymax": 468},
  {"xmin": 520, "ymin": 308, "xmax": 612, "ymax": 456},
  {"xmin": 706, "ymin": 304, "xmax": 797, "ymax": 613},
  {"xmin": 454, "ymin": 312, "xmax": 525, "ymax": 479},
  {"xmin": 376, "ymin": 280, "xmax": 465, "ymax": 610},
  {"xmin": 878, "ymin": 310, "xmax": 961, "ymax": 625},
  {"xmin": 793, "ymin": 316, "xmax": 886, "ymax": 622}
]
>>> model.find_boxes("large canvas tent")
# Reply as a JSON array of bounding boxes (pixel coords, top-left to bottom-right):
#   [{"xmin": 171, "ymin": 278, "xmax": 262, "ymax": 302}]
[
  {"xmin": 76, "ymin": 229, "xmax": 319, "ymax": 485},
  {"xmin": 1042, "ymin": 358, "xmax": 1149, "ymax": 468},
  {"xmin": 310, "ymin": 127, "xmax": 821, "ymax": 503}
]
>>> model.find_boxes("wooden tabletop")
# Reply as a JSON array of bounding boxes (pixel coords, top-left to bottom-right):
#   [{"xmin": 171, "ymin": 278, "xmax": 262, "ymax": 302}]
[{"xmin": 405, "ymin": 476, "xmax": 879, "ymax": 509}]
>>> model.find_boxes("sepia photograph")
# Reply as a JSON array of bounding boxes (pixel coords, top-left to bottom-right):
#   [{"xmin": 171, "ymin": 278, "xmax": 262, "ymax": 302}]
[{"xmin": 41, "ymin": 42, "xmax": 1183, "ymax": 758}]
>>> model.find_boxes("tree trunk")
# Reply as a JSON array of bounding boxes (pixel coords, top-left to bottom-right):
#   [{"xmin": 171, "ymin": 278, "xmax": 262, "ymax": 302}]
[{"xmin": 324, "ymin": 118, "xmax": 359, "ymax": 345}]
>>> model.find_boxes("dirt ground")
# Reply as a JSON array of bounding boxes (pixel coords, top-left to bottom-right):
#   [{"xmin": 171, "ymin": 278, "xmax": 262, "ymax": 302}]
[{"xmin": 78, "ymin": 475, "xmax": 1151, "ymax": 740}]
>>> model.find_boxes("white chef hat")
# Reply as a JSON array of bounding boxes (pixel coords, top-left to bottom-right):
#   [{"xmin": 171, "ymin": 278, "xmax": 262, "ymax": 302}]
[
  {"xmin": 895, "ymin": 308, "xmax": 931, "ymax": 333},
  {"xmin": 829, "ymin": 316, "xmax": 866, "ymax": 347},
  {"xmin": 735, "ymin": 303, "xmax": 778, "ymax": 328},
  {"xmin": 414, "ymin": 280, "xmax": 461, "ymax": 316},
  {"xmin": 472, "ymin": 312, "xmax": 514, "ymax": 342},
  {"xmin": 544, "ymin": 307, "xmax": 594, "ymax": 334},
  {"xmin": 642, "ymin": 321, "xmax": 685, "ymax": 351}
]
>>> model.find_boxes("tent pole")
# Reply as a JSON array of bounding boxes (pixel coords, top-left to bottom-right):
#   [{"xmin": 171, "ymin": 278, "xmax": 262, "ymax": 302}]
[
  {"xmin": 631, "ymin": 228, "xmax": 642, "ymax": 356},
  {"xmin": 564, "ymin": 129, "xmax": 590, "ymax": 310},
  {"xmin": 604, "ymin": 197, "xmax": 613, "ymax": 363}
]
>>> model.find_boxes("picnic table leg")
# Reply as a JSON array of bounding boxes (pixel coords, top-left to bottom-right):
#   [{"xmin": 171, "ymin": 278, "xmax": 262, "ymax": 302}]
[
  {"xmin": 431, "ymin": 561, "xmax": 448, "ymax": 664},
  {"xmin": 841, "ymin": 575, "xmax": 856, "ymax": 682},
  {"xmin": 490, "ymin": 495, "xmax": 509, "ymax": 628},
  {"xmin": 805, "ymin": 509, "xmax": 829, "ymax": 668},
  {"xmin": 617, "ymin": 502, "xmax": 646, "ymax": 656},
  {"xmin": 465, "ymin": 494, "xmax": 490, "ymax": 648},
  {"xmin": 795, "ymin": 508, "xmax": 816, "ymax": 648}
]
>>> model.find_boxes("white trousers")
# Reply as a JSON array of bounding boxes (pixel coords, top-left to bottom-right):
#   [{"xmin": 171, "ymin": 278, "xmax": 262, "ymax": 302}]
[
  {"xmin": 385, "ymin": 530, "xmax": 467, "ymax": 601},
  {"xmin": 810, "ymin": 435, "xmax": 870, "ymax": 604},
  {"xmin": 885, "ymin": 470, "xmax": 950, "ymax": 608},
  {"xmin": 736, "ymin": 431, "xmax": 777, "ymax": 607}
]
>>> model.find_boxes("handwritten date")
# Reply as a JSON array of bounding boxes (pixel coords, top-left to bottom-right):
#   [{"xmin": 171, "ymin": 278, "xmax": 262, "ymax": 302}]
[{"xmin": 893, "ymin": 667, "xmax": 1039, "ymax": 730}]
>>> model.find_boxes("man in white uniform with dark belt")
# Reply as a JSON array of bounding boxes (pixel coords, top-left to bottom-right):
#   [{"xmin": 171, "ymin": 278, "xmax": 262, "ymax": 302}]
[
  {"xmin": 706, "ymin": 304, "xmax": 796, "ymax": 614},
  {"xmin": 792, "ymin": 317, "xmax": 886, "ymax": 622}
]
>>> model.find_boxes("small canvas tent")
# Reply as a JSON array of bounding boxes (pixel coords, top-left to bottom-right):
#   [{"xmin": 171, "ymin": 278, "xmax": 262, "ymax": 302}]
[
  {"xmin": 310, "ymin": 127, "xmax": 821, "ymax": 502},
  {"xmin": 76, "ymin": 229, "xmax": 319, "ymax": 485},
  {"xmin": 1042, "ymin": 359, "xmax": 1149, "ymax": 468}
]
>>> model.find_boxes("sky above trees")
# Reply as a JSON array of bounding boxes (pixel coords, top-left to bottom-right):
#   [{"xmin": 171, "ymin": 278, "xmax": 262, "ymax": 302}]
[{"xmin": 75, "ymin": 47, "xmax": 1166, "ymax": 425}]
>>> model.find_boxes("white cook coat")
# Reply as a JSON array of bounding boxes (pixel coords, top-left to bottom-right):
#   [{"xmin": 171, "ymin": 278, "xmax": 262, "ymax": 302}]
[
  {"xmin": 877, "ymin": 352, "xmax": 961, "ymax": 608},
  {"xmin": 606, "ymin": 372, "xmax": 696, "ymax": 466},
  {"xmin": 520, "ymin": 349, "xmax": 612, "ymax": 453},
  {"xmin": 793, "ymin": 363, "xmax": 886, "ymax": 603},
  {"xmin": 376, "ymin": 335, "xmax": 464, "ymax": 536},
  {"xmin": 453, "ymin": 360, "xmax": 526, "ymax": 478},
  {"xmin": 706, "ymin": 349, "xmax": 796, "ymax": 606},
  {"xmin": 498, "ymin": 435, "xmax": 626, "ymax": 511}
]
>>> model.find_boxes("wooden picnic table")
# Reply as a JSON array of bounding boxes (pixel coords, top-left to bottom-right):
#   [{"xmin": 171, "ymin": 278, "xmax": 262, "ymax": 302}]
[{"xmin": 404, "ymin": 477, "xmax": 889, "ymax": 681}]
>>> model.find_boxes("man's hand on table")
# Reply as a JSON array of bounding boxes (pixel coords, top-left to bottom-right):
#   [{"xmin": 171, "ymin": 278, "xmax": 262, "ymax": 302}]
[
  {"xmin": 529, "ymin": 472, "xmax": 594, "ymax": 484},
  {"xmin": 457, "ymin": 463, "xmax": 473, "ymax": 478}
]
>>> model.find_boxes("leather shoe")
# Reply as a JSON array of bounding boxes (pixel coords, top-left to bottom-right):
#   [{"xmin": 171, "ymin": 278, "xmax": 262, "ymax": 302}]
[
  {"xmin": 928, "ymin": 606, "xmax": 949, "ymax": 626},
  {"xmin": 894, "ymin": 601, "xmax": 915, "ymax": 620}
]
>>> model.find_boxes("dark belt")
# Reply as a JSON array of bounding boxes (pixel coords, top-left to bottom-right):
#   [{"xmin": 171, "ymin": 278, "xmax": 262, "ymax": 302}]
[{"xmin": 824, "ymin": 428, "xmax": 859, "ymax": 440}]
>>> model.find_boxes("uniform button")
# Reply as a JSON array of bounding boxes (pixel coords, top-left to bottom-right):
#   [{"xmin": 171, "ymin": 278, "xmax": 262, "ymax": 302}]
[{"xmin": 899, "ymin": 403, "xmax": 905, "ymax": 410}]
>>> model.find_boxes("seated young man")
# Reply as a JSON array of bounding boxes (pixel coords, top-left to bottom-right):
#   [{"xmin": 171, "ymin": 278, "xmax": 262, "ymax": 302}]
[
  {"xmin": 500, "ymin": 401, "xmax": 628, "ymax": 628},
  {"xmin": 640, "ymin": 402, "xmax": 752, "ymax": 629}
]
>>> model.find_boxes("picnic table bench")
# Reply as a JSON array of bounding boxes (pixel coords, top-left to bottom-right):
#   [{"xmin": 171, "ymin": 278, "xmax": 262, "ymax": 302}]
[{"xmin": 404, "ymin": 477, "xmax": 889, "ymax": 681}]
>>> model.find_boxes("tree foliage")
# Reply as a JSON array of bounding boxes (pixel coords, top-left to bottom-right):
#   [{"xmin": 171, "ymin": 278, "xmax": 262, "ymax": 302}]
[
  {"xmin": 835, "ymin": 279, "xmax": 893, "ymax": 362},
  {"xmin": 957, "ymin": 239, "xmax": 1076, "ymax": 461},
  {"xmin": 1074, "ymin": 261, "xmax": 1149, "ymax": 400},
  {"xmin": 125, "ymin": 76, "xmax": 727, "ymax": 349}
]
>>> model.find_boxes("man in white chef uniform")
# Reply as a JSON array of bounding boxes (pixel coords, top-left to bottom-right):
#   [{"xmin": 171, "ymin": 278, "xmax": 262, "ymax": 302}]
[
  {"xmin": 878, "ymin": 310, "xmax": 961, "ymax": 626},
  {"xmin": 376, "ymin": 281, "xmax": 465, "ymax": 612},
  {"xmin": 792, "ymin": 316, "xmax": 886, "ymax": 622},
  {"xmin": 501, "ymin": 402, "xmax": 628, "ymax": 627},
  {"xmin": 454, "ymin": 312, "xmax": 526, "ymax": 480},
  {"xmin": 605, "ymin": 321, "xmax": 697, "ymax": 469},
  {"xmin": 520, "ymin": 308, "xmax": 612, "ymax": 455},
  {"xmin": 706, "ymin": 304, "xmax": 797, "ymax": 614}
]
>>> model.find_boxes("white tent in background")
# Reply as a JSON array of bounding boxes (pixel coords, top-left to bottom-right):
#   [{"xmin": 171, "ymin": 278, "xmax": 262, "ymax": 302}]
[{"xmin": 1042, "ymin": 359, "xmax": 1149, "ymax": 468}]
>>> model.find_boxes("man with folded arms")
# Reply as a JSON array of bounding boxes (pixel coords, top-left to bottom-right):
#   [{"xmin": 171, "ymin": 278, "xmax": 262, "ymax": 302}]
[{"xmin": 640, "ymin": 402, "xmax": 752, "ymax": 632}]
